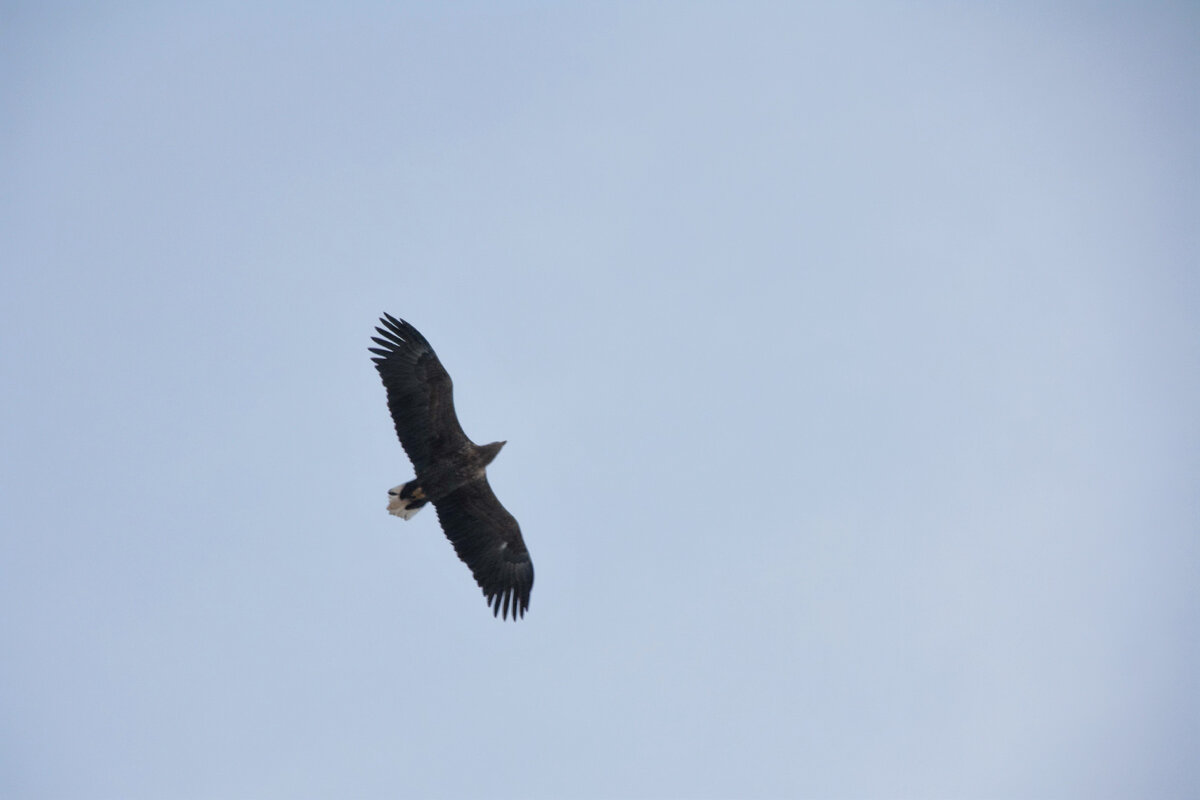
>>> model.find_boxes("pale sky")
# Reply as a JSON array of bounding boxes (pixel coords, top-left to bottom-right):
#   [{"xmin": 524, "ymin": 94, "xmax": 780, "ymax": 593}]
[{"xmin": 2, "ymin": 3, "xmax": 1197, "ymax": 798}]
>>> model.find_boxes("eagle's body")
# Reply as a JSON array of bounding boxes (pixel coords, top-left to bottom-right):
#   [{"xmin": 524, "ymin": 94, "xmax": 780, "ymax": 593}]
[{"xmin": 370, "ymin": 314, "xmax": 533, "ymax": 620}]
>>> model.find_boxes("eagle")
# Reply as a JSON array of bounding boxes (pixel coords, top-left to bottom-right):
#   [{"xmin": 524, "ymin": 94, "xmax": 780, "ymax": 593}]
[{"xmin": 369, "ymin": 313, "xmax": 533, "ymax": 620}]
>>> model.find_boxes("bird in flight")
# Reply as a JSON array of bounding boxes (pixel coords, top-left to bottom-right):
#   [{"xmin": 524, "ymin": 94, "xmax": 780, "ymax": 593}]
[{"xmin": 369, "ymin": 313, "xmax": 533, "ymax": 620}]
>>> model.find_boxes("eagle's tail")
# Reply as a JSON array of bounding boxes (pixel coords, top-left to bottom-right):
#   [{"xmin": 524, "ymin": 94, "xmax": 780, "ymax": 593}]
[{"xmin": 387, "ymin": 481, "xmax": 428, "ymax": 520}]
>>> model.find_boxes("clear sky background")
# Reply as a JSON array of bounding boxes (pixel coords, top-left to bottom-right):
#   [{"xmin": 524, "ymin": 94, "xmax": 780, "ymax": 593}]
[{"xmin": 2, "ymin": 3, "xmax": 1197, "ymax": 798}]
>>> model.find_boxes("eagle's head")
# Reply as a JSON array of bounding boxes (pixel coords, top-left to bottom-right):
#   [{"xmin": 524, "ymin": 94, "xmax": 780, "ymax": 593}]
[{"xmin": 479, "ymin": 440, "xmax": 506, "ymax": 466}]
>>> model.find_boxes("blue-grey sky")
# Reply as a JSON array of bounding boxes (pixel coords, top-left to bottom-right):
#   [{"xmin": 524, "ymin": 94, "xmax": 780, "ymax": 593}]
[{"xmin": 2, "ymin": 3, "xmax": 1197, "ymax": 798}]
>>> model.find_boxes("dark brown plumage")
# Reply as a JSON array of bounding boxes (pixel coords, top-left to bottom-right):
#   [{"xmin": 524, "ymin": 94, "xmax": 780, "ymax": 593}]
[{"xmin": 369, "ymin": 314, "xmax": 533, "ymax": 620}]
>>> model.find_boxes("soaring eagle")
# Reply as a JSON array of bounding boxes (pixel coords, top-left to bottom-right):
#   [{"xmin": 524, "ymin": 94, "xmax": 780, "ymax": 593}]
[{"xmin": 369, "ymin": 314, "xmax": 533, "ymax": 620}]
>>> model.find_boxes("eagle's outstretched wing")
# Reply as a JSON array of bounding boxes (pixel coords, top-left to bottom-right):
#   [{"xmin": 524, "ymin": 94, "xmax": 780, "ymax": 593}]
[
  {"xmin": 369, "ymin": 313, "xmax": 469, "ymax": 475},
  {"xmin": 434, "ymin": 476, "xmax": 533, "ymax": 620}
]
